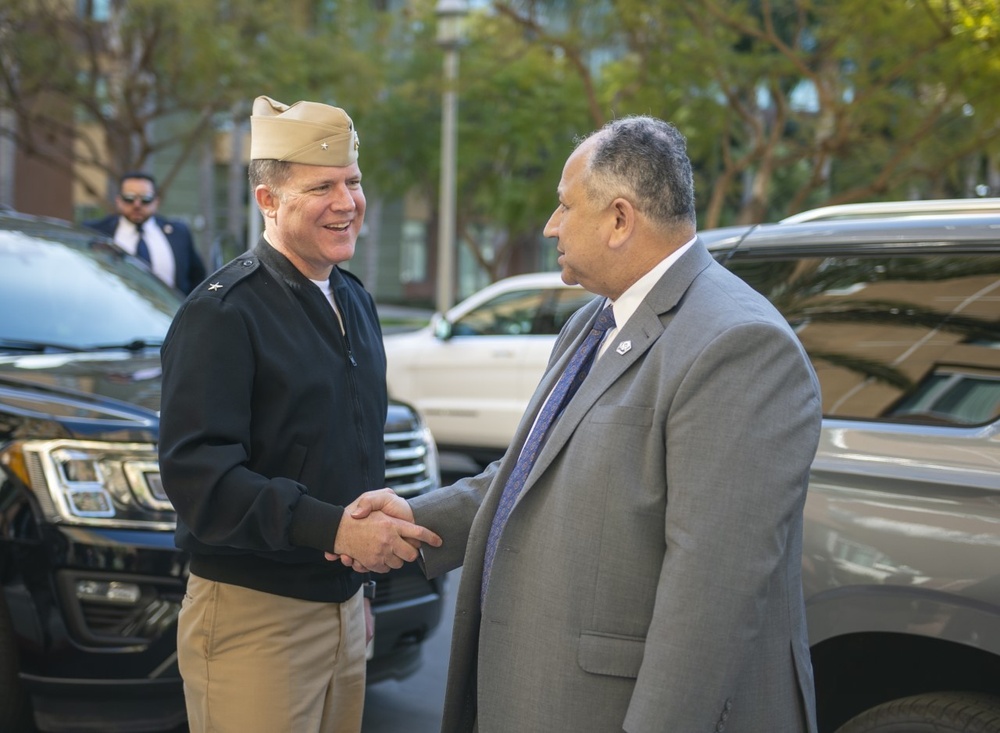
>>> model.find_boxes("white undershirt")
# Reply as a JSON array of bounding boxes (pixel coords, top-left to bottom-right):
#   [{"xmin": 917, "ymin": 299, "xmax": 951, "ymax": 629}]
[{"xmin": 310, "ymin": 277, "xmax": 345, "ymax": 334}]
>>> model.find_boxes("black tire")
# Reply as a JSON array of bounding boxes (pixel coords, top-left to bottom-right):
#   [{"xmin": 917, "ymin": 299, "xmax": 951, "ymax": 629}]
[
  {"xmin": 0, "ymin": 595, "xmax": 35, "ymax": 733},
  {"xmin": 835, "ymin": 692, "xmax": 1000, "ymax": 733}
]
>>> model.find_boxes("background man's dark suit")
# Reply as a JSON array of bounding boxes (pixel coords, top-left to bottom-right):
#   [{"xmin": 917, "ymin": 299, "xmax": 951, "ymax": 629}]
[{"xmin": 86, "ymin": 213, "xmax": 206, "ymax": 295}]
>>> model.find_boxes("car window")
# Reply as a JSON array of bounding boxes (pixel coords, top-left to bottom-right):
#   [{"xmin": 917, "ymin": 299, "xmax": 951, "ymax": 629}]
[
  {"xmin": 0, "ymin": 224, "xmax": 181, "ymax": 349},
  {"xmin": 452, "ymin": 287, "xmax": 593, "ymax": 337},
  {"xmin": 532, "ymin": 289, "xmax": 597, "ymax": 335},
  {"xmin": 724, "ymin": 253, "xmax": 1000, "ymax": 426}
]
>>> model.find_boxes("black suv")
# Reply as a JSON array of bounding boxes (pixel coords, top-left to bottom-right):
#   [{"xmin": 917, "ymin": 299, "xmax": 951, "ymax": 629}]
[
  {"xmin": 0, "ymin": 210, "xmax": 444, "ymax": 733},
  {"xmin": 701, "ymin": 212, "xmax": 1000, "ymax": 732}
]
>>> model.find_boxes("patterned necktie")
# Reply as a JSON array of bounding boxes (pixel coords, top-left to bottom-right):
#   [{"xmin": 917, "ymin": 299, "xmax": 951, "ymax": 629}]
[
  {"xmin": 135, "ymin": 225, "xmax": 151, "ymax": 264},
  {"xmin": 481, "ymin": 304, "xmax": 616, "ymax": 601}
]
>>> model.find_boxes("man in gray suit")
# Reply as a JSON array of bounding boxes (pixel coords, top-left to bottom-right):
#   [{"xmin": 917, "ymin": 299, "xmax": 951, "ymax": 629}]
[{"xmin": 343, "ymin": 116, "xmax": 822, "ymax": 732}]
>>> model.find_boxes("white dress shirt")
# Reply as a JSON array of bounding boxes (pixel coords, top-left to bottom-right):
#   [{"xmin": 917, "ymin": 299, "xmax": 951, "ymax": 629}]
[
  {"xmin": 113, "ymin": 218, "xmax": 178, "ymax": 288},
  {"xmin": 598, "ymin": 235, "xmax": 697, "ymax": 357}
]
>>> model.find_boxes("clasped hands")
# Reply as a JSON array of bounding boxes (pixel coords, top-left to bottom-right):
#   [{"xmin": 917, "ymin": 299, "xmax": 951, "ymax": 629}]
[{"xmin": 326, "ymin": 488, "xmax": 440, "ymax": 573}]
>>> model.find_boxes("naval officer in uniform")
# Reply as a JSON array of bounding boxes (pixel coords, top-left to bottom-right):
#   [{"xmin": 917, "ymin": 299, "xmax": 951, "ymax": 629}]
[{"xmin": 158, "ymin": 95, "xmax": 441, "ymax": 733}]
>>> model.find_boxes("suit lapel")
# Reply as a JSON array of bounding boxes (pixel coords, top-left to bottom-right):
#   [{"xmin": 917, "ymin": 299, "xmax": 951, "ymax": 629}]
[{"xmin": 515, "ymin": 240, "xmax": 716, "ymax": 498}]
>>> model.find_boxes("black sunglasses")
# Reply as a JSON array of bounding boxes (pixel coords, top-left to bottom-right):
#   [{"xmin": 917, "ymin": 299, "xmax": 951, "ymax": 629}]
[{"xmin": 120, "ymin": 194, "xmax": 156, "ymax": 205}]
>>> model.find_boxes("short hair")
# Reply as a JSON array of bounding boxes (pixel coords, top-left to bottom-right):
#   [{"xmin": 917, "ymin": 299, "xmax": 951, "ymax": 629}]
[
  {"xmin": 118, "ymin": 171, "xmax": 157, "ymax": 194},
  {"xmin": 578, "ymin": 116, "xmax": 696, "ymax": 229},
  {"xmin": 248, "ymin": 159, "xmax": 294, "ymax": 196}
]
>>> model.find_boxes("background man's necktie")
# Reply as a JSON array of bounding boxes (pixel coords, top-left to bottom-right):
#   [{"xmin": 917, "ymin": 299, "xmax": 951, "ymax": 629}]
[
  {"xmin": 481, "ymin": 304, "xmax": 616, "ymax": 601},
  {"xmin": 135, "ymin": 226, "xmax": 151, "ymax": 264}
]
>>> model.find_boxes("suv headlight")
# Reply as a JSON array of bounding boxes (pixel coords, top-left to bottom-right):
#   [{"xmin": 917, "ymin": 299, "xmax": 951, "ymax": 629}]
[{"xmin": 1, "ymin": 439, "xmax": 175, "ymax": 529}]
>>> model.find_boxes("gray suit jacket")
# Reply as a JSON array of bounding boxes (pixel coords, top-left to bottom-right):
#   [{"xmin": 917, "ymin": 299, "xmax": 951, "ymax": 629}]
[{"xmin": 411, "ymin": 240, "xmax": 822, "ymax": 733}]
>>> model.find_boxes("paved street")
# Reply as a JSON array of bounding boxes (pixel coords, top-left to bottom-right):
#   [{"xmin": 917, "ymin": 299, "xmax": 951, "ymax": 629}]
[{"xmin": 362, "ymin": 568, "xmax": 459, "ymax": 732}]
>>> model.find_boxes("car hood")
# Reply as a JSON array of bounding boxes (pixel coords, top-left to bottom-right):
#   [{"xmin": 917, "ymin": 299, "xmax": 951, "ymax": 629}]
[
  {"xmin": 382, "ymin": 326, "xmax": 433, "ymax": 348},
  {"xmin": 0, "ymin": 350, "xmax": 161, "ymax": 442},
  {"xmin": 0, "ymin": 351, "xmax": 422, "ymax": 443}
]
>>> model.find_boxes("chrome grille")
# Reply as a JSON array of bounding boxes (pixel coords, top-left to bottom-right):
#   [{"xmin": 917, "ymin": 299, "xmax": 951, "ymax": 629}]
[{"xmin": 384, "ymin": 428, "xmax": 436, "ymax": 497}]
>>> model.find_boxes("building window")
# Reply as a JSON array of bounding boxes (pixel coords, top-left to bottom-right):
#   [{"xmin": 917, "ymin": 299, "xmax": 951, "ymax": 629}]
[{"xmin": 400, "ymin": 220, "xmax": 427, "ymax": 284}]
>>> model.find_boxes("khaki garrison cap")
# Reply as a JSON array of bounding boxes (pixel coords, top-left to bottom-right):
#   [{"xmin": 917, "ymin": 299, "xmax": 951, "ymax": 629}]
[{"xmin": 250, "ymin": 95, "xmax": 360, "ymax": 166}]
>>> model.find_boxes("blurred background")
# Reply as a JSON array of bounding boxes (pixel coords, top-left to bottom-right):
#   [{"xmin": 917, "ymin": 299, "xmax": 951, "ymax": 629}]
[{"xmin": 2, "ymin": 0, "xmax": 999, "ymax": 312}]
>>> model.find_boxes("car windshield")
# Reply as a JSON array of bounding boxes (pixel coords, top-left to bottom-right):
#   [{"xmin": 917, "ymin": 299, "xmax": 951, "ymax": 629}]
[{"xmin": 0, "ymin": 219, "xmax": 182, "ymax": 351}]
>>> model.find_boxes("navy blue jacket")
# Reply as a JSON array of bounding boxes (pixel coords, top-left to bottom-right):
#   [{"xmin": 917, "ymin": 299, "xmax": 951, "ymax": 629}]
[{"xmin": 158, "ymin": 239, "xmax": 388, "ymax": 602}]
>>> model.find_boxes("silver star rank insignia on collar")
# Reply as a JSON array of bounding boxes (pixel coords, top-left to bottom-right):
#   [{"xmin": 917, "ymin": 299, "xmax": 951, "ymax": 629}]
[
  {"xmin": 208, "ymin": 282, "xmax": 223, "ymax": 291},
  {"xmin": 321, "ymin": 142, "xmax": 329, "ymax": 150}
]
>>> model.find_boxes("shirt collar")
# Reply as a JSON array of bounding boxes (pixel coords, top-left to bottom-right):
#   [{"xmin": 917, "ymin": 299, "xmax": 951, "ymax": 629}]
[{"xmin": 607, "ymin": 236, "xmax": 697, "ymax": 330}]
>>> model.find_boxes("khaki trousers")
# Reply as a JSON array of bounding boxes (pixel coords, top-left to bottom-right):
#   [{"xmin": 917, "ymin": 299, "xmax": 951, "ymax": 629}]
[{"xmin": 178, "ymin": 573, "xmax": 366, "ymax": 733}]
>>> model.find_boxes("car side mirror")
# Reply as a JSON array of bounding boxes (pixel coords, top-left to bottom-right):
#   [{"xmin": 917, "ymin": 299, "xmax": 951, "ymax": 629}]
[{"xmin": 432, "ymin": 314, "xmax": 454, "ymax": 341}]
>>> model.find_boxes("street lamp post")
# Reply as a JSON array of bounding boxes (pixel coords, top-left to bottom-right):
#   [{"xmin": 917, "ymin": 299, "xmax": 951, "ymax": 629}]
[{"xmin": 435, "ymin": 0, "xmax": 468, "ymax": 315}]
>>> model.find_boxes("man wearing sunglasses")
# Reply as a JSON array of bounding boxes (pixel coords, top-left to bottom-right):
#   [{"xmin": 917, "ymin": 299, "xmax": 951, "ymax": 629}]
[{"xmin": 85, "ymin": 171, "xmax": 206, "ymax": 294}]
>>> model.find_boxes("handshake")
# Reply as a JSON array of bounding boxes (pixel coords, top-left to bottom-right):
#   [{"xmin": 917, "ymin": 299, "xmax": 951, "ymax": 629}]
[{"xmin": 325, "ymin": 488, "xmax": 441, "ymax": 573}]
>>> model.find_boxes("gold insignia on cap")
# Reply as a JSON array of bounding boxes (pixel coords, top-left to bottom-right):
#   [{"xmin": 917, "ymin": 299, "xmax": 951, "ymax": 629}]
[{"xmin": 250, "ymin": 95, "xmax": 359, "ymax": 166}]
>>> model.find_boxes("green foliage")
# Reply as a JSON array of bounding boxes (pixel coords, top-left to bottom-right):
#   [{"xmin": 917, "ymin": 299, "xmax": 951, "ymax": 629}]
[
  {"xmin": 500, "ymin": 0, "xmax": 1000, "ymax": 227},
  {"xmin": 334, "ymin": 0, "xmax": 596, "ymax": 276},
  {"xmin": 457, "ymin": 10, "xmax": 592, "ymax": 242},
  {"xmin": 3, "ymin": 0, "xmax": 999, "ymax": 278},
  {"xmin": 340, "ymin": 1, "xmax": 443, "ymax": 198}
]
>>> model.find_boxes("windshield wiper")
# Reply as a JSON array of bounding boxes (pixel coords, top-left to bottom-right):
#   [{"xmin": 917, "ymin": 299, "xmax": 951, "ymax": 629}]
[
  {"xmin": 89, "ymin": 339, "xmax": 163, "ymax": 352},
  {"xmin": 0, "ymin": 338, "xmax": 83, "ymax": 353},
  {"xmin": 0, "ymin": 338, "xmax": 162, "ymax": 354}
]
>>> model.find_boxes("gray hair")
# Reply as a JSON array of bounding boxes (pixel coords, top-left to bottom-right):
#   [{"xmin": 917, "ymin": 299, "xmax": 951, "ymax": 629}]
[
  {"xmin": 248, "ymin": 158, "xmax": 294, "ymax": 194},
  {"xmin": 578, "ymin": 116, "xmax": 696, "ymax": 228}
]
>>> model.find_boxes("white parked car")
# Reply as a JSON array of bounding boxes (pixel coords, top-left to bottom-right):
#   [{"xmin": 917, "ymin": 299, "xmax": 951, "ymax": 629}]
[{"xmin": 382, "ymin": 272, "xmax": 594, "ymax": 465}]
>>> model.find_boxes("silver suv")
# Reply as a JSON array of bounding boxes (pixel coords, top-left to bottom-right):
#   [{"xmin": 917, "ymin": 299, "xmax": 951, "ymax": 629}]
[{"xmin": 700, "ymin": 213, "xmax": 1000, "ymax": 732}]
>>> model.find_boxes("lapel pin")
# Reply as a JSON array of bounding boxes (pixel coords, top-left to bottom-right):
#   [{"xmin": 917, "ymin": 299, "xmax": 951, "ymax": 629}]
[{"xmin": 616, "ymin": 340, "xmax": 632, "ymax": 355}]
